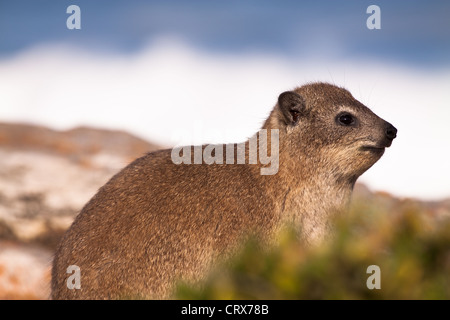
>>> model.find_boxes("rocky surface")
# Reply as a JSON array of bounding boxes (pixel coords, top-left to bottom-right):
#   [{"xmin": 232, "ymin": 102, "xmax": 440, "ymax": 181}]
[
  {"xmin": 0, "ymin": 122, "xmax": 161, "ymax": 299},
  {"xmin": 0, "ymin": 241, "xmax": 52, "ymax": 299}
]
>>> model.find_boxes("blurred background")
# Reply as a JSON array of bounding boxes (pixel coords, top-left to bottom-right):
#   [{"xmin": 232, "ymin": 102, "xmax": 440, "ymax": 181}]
[{"xmin": 0, "ymin": 0, "xmax": 449, "ymax": 299}]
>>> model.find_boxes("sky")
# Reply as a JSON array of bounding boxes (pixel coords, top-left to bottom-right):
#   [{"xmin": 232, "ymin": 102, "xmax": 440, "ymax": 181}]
[{"xmin": 0, "ymin": 1, "xmax": 449, "ymax": 200}]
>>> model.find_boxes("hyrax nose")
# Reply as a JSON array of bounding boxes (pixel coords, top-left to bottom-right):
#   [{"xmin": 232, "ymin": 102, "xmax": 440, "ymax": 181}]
[{"xmin": 385, "ymin": 123, "xmax": 397, "ymax": 140}]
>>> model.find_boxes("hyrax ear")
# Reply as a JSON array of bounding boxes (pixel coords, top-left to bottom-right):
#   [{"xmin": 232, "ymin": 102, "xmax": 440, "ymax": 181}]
[{"xmin": 278, "ymin": 91, "xmax": 306, "ymax": 126}]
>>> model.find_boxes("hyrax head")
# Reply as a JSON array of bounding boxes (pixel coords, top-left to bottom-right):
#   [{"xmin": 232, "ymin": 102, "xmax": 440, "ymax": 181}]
[{"xmin": 276, "ymin": 82, "xmax": 397, "ymax": 181}]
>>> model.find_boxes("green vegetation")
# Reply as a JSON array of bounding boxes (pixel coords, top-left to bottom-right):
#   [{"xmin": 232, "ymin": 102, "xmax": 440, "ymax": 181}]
[{"xmin": 176, "ymin": 196, "xmax": 450, "ymax": 299}]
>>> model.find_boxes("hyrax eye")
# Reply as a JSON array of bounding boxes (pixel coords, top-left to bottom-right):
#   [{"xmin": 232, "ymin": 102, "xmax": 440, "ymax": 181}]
[{"xmin": 337, "ymin": 113, "xmax": 355, "ymax": 126}]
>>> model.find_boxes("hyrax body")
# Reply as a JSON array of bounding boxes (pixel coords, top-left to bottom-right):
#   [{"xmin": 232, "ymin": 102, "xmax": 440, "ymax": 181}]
[{"xmin": 52, "ymin": 82, "xmax": 397, "ymax": 299}]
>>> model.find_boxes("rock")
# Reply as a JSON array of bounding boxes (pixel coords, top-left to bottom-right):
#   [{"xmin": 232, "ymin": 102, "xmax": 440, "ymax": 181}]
[
  {"xmin": 0, "ymin": 122, "xmax": 162, "ymax": 299},
  {"xmin": 0, "ymin": 241, "xmax": 52, "ymax": 299}
]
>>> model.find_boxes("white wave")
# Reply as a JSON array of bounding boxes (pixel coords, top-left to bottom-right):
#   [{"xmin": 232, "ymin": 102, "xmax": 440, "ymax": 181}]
[{"xmin": 0, "ymin": 37, "xmax": 449, "ymax": 200}]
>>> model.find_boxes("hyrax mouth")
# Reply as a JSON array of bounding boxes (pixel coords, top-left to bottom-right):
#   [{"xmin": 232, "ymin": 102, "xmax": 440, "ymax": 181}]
[
  {"xmin": 360, "ymin": 137, "xmax": 393, "ymax": 152},
  {"xmin": 360, "ymin": 145, "xmax": 386, "ymax": 154}
]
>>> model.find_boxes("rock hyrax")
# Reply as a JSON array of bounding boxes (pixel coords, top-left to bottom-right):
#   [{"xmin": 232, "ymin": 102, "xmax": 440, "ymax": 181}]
[{"xmin": 52, "ymin": 82, "xmax": 397, "ymax": 299}]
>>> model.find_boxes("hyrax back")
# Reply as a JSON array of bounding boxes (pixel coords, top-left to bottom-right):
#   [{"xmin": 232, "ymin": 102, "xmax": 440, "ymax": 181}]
[{"xmin": 52, "ymin": 82, "xmax": 396, "ymax": 299}]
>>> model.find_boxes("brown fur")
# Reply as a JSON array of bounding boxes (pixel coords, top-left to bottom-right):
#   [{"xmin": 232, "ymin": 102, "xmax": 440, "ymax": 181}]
[{"xmin": 51, "ymin": 82, "xmax": 396, "ymax": 299}]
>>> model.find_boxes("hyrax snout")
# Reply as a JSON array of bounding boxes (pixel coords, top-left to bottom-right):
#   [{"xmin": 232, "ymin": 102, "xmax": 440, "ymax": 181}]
[{"xmin": 51, "ymin": 82, "xmax": 396, "ymax": 299}]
